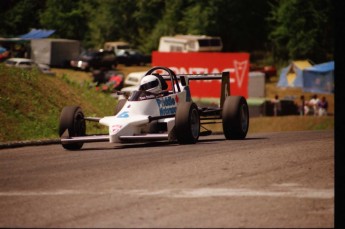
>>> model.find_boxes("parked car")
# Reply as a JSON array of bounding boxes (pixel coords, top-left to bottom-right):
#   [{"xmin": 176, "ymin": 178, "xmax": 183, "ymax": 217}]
[
  {"xmin": 116, "ymin": 49, "xmax": 151, "ymax": 66},
  {"xmin": 112, "ymin": 71, "xmax": 146, "ymax": 99},
  {"xmin": 70, "ymin": 50, "xmax": 117, "ymax": 71},
  {"xmin": 124, "ymin": 71, "xmax": 147, "ymax": 86},
  {"xmin": 4, "ymin": 58, "xmax": 55, "ymax": 75}
]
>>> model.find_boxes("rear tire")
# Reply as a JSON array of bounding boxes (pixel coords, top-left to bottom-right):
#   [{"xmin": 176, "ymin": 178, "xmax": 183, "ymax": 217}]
[
  {"xmin": 59, "ymin": 106, "xmax": 86, "ymax": 150},
  {"xmin": 222, "ymin": 96, "xmax": 249, "ymax": 140},
  {"xmin": 175, "ymin": 102, "xmax": 200, "ymax": 144}
]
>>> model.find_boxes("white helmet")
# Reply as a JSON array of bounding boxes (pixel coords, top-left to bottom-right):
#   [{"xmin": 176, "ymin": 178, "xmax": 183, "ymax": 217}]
[{"xmin": 139, "ymin": 74, "xmax": 162, "ymax": 93}]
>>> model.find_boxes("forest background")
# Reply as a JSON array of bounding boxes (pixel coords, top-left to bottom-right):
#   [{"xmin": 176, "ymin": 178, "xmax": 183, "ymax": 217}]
[{"xmin": 0, "ymin": 0, "xmax": 334, "ymax": 65}]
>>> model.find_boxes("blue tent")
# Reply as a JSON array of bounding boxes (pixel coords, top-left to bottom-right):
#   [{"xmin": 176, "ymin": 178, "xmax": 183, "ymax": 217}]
[
  {"xmin": 277, "ymin": 60, "xmax": 312, "ymax": 88},
  {"xmin": 302, "ymin": 61, "xmax": 334, "ymax": 94},
  {"xmin": 0, "ymin": 29, "xmax": 55, "ymax": 41},
  {"xmin": 18, "ymin": 29, "xmax": 55, "ymax": 39}
]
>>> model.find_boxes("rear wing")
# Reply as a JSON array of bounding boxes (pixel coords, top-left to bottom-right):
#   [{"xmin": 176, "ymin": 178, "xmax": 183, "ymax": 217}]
[{"xmin": 162, "ymin": 72, "xmax": 230, "ymax": 108}]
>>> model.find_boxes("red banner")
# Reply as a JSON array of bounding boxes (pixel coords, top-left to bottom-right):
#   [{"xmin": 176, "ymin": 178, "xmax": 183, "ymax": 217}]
[{"xmin": 152, "ymin": 51, "xmax": 250, "ymax": 98}]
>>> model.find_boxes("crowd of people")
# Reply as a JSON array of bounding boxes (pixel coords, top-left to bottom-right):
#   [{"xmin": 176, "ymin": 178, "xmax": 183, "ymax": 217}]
[
  {"xmin": 302, "ymin": 94, "xmax": 328, "ymax": 116},
  {"xmin": 270, "ymin": 94, "xmax": 329, "ymax": 117}
]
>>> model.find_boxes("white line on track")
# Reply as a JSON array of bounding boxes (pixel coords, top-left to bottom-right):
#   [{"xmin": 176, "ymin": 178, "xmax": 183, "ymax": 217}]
[
  {"xmin": 0, "ymin": 184, "xmax": 333, "ymax": 199},
  {"xmin": 129, "ymin": 187, "xmax": 333, "ymax": 199}
]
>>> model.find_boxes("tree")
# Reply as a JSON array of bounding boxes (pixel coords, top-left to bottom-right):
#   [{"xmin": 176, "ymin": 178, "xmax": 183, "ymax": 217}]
[
  {"xmin": 268, "ymin": 0, "xmax": 334, "ymax": 63},
  {"xmin": 200, "ymin": 0, "xmax": 270, "ymax": 52},
  {"xmin": 39, "ymin": 0, "xmax": 88, "ymax": 41},
  {"xmin": 133, "ymin": 0, "xmax": 188, "ymax": 53},
  {"xmin": 1, "ymin": 0, "xmax": 333, "ymax": 63},
  {"xmin": 0, "ymin": 0, "xmax": 46, "ymax": 37},
  {"xmin": 133, "ymin": 0, "xmax": 272, "ymax": 53}
]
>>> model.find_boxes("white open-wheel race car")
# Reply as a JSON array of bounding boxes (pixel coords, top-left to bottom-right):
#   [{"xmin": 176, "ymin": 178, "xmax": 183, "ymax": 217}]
[{"xmin": 59, "ymin": 66, "xmax": 249, "ymax": 150}]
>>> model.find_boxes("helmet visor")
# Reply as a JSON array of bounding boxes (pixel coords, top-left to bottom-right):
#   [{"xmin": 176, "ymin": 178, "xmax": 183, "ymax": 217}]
[{"xmin": 139, "ymin": 78, "xmax": 159, "ymax": 91}]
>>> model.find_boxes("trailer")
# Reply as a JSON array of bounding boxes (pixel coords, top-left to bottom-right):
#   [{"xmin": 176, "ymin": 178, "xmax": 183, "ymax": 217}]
[
  {"xmin": 158, "ymin": 35, "xmax": 223, "ymax": 52},
  {"xmin": 30, "ymin": 38, "xmax": 80, "ymax": 67}
]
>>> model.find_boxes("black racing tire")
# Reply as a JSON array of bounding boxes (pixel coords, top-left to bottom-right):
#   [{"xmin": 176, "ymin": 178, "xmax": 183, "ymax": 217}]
[
  {"xmin": 114, "ymin": 99, "xmax": 127, "ymax": 115},
  {"xmin": 222, "ymin": 96, "xmax": 249, "ymax": 140},
  {"xmin": 175, "ymin": 102, "xmax": 200, "ymax": 144},
  {"xmin": 59, "ymin": 106, "xmax": 86, "ymax": 150}
]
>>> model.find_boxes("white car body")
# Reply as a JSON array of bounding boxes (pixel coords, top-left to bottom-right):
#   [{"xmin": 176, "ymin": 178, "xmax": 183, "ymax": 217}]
[
  {"xmin": 59, "ymin": 66, "xmax": 249, "ymax": 150},
  {"xmin": 100, "ymin": 91, "xmax": 186, "ymax": 143}
]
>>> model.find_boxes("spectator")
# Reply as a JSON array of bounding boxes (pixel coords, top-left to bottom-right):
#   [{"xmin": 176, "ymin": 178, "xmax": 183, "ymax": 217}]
[
  {"xmin": 318, "ymin": 96, "xmax": 328, "ymax": 116},
  {"xmin": 300, "ymin": 95, "xmax": 305, "ymax": 116},
  {"xmin": 271, "ymin": 94, "xmax": 281, "ymax": 116},
  {"xmin": 305, "ymin": 94, "xmax": 320, "ymax": 116},
  {"xmin": 92, "ymin": 69, "xmax": 106, "ymax": 86}
]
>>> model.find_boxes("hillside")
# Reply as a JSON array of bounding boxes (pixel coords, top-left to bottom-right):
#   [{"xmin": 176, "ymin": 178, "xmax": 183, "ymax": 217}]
[
  {"xmin": 0, "ymin": 64, "xmax": 334, "ymax": 143},
  {"xmin": 0, "ymin": 64, "xmax": 116, "ymax": 142}
]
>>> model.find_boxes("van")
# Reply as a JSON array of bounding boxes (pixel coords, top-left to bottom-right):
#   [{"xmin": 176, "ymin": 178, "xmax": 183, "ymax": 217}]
[
  {"xmin": 104, "ymin": 41, "xmax": 131, "ymax": 55},
  {"xmin": 158, "ymin": 35, "xmax": 223, "ymax": 52},
  {"xmin": 115, "ymin": 71, "xmax": 146, "ymax": 100}
]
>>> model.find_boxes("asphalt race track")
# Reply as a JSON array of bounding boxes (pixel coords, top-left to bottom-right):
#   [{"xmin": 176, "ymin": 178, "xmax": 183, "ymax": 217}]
[{"xmin": 0, "ymin": 130, "xmax": 334, "ymax": 228}]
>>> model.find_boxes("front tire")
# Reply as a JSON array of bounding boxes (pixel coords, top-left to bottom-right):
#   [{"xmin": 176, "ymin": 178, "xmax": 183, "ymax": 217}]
[
  {"xmin": 59, "ymin": 106, "xmax": 86, "ymax": 150},
  {"xmin": 222, "ymin": 96, "xmax": 249, "ymax": 140},
  {"xmin": 175, "ymin": 102, "xmax": 200, "ymax": 144}
]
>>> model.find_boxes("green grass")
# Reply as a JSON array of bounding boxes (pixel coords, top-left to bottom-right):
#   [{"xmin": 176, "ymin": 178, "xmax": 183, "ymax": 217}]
[
  {"xmin": 0, "ymin": 64, "xmax": 116, "ymax": 142},
  {"xmin": 202, "ymin": 115, "xmax": 334, "ymax": 135}
]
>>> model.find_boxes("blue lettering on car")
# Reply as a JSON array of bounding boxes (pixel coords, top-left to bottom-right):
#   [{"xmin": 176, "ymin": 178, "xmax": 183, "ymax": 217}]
[
  {"xmin": 117, "ymin": 111, "xmax": 129, "ymax": 118},
  {"xmin": 156, "ymin": 96, "xmax": 177, "ymax": 116}
]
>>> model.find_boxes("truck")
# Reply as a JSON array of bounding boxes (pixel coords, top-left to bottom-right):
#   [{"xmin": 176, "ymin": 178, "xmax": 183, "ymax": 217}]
[
  {"xmin": 103, "ymin": 41, "xmax": 131, "ymax": 55},
  {"xmin": 158, "ymin": 35, "xmax": 223, "ymax": 52}
]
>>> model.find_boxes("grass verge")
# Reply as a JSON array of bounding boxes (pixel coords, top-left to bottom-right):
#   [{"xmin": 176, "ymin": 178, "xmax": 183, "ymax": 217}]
[
  {"xmin": 0, "ymin": 64, "xmax": 116, "ymax": 142},
  {"xmin": 203, "ymin": 115, "xmax": 334, "ymax": 134}
]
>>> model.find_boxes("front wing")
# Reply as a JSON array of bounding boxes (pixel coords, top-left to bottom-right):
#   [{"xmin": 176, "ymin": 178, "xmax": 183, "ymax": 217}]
[{"xmin": 61, "ymin": 114, "xmax": 176, "ymax": 145}]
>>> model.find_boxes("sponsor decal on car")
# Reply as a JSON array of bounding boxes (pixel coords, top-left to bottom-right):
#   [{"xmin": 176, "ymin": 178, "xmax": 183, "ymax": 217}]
[
  {"xmin": 111, "ymin": 124, "xmax": 122, "ymax": 135},
  {"xmin": 156, "ymin": 96, "xmax": 176, "ymax": 116}
]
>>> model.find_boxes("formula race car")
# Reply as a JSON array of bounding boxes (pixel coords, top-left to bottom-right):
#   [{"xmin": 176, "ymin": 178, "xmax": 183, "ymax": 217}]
[{"xmin": 59, "ymin": 66, "xmax": 249, "ymax": 150}]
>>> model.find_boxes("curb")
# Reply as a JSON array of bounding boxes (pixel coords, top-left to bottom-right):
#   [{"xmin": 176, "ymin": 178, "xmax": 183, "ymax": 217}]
[{"xmin": 0, "ymin": 139, "xmax": 60, "ymax": 149}]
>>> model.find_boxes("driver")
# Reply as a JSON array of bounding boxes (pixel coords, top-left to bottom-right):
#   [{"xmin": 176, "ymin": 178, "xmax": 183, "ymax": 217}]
[
  {"xmin": 138, "ymin": 74, "xmax": 168, "ymax": 100},
  {"xmin": 139, "ymin": 74, "xmax": 162, "ymax": 93}
]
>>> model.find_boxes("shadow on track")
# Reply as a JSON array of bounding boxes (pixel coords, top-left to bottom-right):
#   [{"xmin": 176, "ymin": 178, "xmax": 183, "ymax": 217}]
[{"xmin": 79, "ymin": 135, "xmax": 268, "ymax": 151}]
